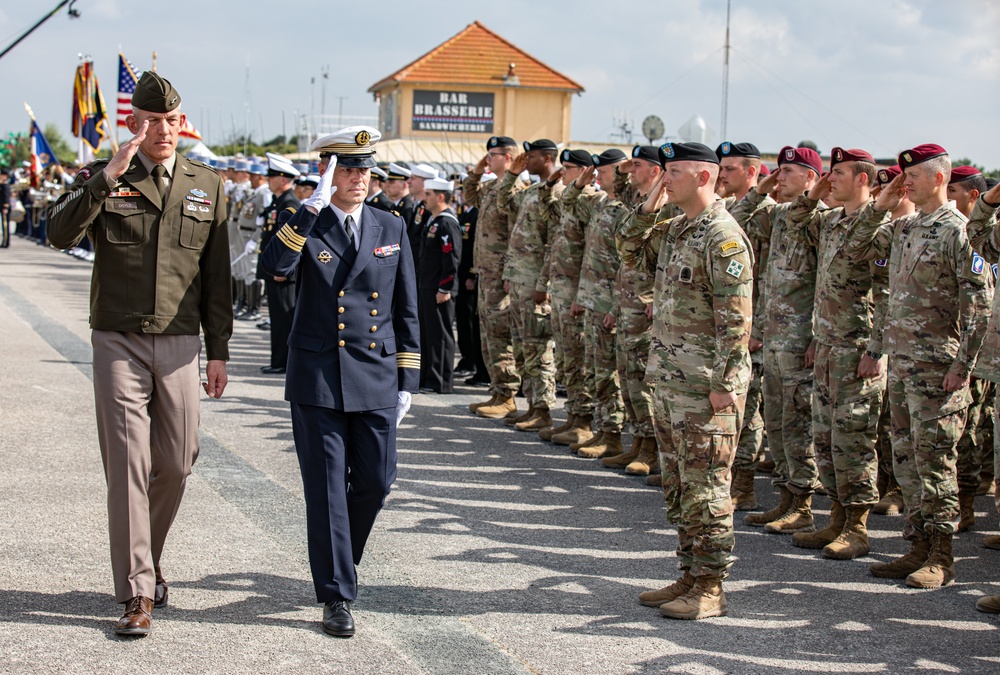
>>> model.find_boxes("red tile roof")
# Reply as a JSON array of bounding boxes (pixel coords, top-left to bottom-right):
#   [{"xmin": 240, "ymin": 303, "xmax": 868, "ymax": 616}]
[{"xmin": 368, "ymin": 21, "xmax": 584, "ymax": 93}]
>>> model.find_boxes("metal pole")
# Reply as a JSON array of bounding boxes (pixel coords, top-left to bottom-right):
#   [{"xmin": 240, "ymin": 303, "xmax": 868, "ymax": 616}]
[
  {"xmin": 0, "ymin": 1, "xmax": 71, "ymax": 62},
  {"xmin": 721, "ymin": 0, "xmax": 731, "ymax": 140}
]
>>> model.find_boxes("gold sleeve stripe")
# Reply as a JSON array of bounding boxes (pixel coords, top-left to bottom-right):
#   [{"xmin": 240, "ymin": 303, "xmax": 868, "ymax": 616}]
[
  {"xmin": 397, "ymin": 351, "xmax": 421, "ymax": 369},
  {"xmin": 279, "ymin": 224, "xmax": 306, "ymax": 247},
  {"xmin": 276, "ymin": 228, "xmax": 304, "ymax": 252}
]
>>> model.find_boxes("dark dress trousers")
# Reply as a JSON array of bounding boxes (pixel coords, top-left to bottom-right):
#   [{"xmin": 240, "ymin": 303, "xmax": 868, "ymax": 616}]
[
  {"xmin": 418, "ymin": 209, "xmax": 462, "ymax": 393},
  {"xmin": 259, "ymin": 188, "xmax": 301, "ymax": 369},
  {"xmin": 261, "ymin": 204, "xmax": 419, "ymax": 603}
]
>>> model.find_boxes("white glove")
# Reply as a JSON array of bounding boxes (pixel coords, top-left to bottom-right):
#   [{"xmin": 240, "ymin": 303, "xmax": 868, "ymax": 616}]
[
  {"xmin": 396, "ymin": 390, "xmax": 412, "ymax": 426},
  {"xmin": 303, "ymin": 155, "xmax": 337, "ymax": 213},
  {"xmin": 243, "ymin": 240, "xmax": 257, "ymax": 256}
]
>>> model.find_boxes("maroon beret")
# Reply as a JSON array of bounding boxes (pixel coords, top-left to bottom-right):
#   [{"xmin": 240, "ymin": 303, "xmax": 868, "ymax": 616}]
[
  {"xmin": 831, "ymin": 147, "xmax": 874, "ymax": 167},
  {"xmin": 759, "ymin": 164, "xmax": 771, "ymax": 177},
  {"xmin": 949, "ymin": 165, "xmax": 982, "ymax": 184},
  {"xmin": 898, "ymin": 144, "xmax": 947, "ymax": 170},
  {"xmin": 876, "ymin": 164, "xmax": 902, "ymax": 188},
  {"xmin": 777, "ymin": 145, "xmax": 823, "ymax": 175}
]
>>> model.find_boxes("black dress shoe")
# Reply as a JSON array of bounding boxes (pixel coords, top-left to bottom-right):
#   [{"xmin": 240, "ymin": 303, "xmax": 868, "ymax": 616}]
[
  {"xmin": 465, "ymin": 376, "xmax": 491, "ymax": 387},
  {"xmin": 322, "ymin": 600, "xmax": 355, "ymax": 637},
  {"xmin": 453, "ymin": 368, "xmax": 475, "ymax": 378},
  {"xmin": 260, "ymin": 366, "xmax": 286, "ymax": 374},
  {"xmin": 153, "ymin": 567, "xmax": 168, "ymax": 609}
]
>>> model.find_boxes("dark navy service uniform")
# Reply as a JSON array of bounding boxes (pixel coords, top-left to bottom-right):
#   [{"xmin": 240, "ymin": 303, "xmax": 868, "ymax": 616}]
[{"xmin": 418, "ymin": 208, "xmax": 462, "ymax": 393}]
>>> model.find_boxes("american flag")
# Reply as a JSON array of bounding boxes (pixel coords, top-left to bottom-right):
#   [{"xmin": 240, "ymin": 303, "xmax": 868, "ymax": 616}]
[{"xmin": 116, "ymin": 53, "xmax": 140, "ymax": 128}]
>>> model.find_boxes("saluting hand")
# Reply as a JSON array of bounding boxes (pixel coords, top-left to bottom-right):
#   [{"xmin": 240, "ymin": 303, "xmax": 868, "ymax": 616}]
[
  {"xmin": 575, "ymin": 165, "xmax": 596, "ymax": 189},
  {"xmin": 510, "ymin": 153, "xmax": 528, "ymax": 175},
  {"xmin": 474, "ymin": 154, "xmax": 489, "ymax": 176},
  {"xmin": 104, "ymin": 120, "xmax": 149, "ymax": 181},
  {"xmin": 755, "ymin": 166, "xmax": 780, "ymax": 196},
  {"xmin": 809, "ymin": 172, "xmax": 832, "ymax": 202},
  {"xmin": 303, "ymin": 155, "xmax": 337, "ymax": 214},
  {"xmin": 640, "ymin": 171, "xmax": 669, "ymax": 215},
  {"xmin": 875, "ymin": 173, "xmax": 905, "ymax": 212},
  {"xmin": 983, "ymin": 180, "xmax": 1000, "ymax": 207}
]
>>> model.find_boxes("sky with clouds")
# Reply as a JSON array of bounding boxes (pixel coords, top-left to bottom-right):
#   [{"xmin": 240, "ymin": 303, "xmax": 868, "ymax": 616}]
[{"xmin": 1, "ymin": 0, "xmax": 998, "ymax": 167}]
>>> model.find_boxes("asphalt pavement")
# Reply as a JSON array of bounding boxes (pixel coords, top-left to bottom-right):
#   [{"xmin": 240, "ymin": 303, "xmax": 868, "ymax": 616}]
[{"xmin": 1, "ymin": 235, "xmax": 998, "ymax": 673}]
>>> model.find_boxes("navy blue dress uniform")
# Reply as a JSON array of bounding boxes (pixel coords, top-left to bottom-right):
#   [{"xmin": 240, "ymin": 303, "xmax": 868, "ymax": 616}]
[
  {"xmin": 260, "ymin": 126, "xmax": 419, "ymax": 636},
  {"xmin": 418, "ymin": 180, "xmax": 463, "ymax": 393},
  {"xmin": 455, "ymin": 201, "xmax": 488, "ymax": 381},
  {"xmin": 365, "ymin": 166, "xmax": 396, "ymax": 212},
  {"xmin": 258, "ymin": 153, "xmax": 301, "ymax": 373}
]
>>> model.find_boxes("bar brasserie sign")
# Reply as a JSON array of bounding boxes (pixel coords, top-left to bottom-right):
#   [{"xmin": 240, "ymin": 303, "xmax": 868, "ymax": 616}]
[{"xmin": 412, "ymin": 90, "xmax": 495, "ymax": 133}]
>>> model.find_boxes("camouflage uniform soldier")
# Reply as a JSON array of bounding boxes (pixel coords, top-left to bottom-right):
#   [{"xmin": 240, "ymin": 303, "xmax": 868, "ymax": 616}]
[
  {"xmin": 784, "ymin": 148, "xmax": 889, "ymax": 560},
  {"xmin": 541, "ymin": 149, "xmax": 597, "ymax": 445},
  {"xmin": 732, "ymin": 146, "xmax": 823, "ymax": 533},
  {"xmin": 463, "ymin": 137, "xmax": 525, "ymax": 419},
  {"xmin": 497, "ymin": 140, "xmax": 563, "ymax": 431},
  {"xmin": 620, "ymin": 142, "xmax": 753, "ymax": 620},
  {"xmin": 845, "ymin": 144, "xmax": 990, "ymax": 589}
]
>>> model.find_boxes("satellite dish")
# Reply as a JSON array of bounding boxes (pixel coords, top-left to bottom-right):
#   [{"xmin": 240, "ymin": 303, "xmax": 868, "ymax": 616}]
[{"xmin": 642, "ymin": 115, "xmax": 665, "ymax": 144}]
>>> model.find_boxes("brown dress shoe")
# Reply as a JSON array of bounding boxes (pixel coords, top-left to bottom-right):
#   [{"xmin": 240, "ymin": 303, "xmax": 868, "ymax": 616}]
[
  {"xmin": 154, "ymin": 567, "xmax": 168, "ymax": 608},
  {"xmin": 115, "ymin": 596, "xmax": 153, "ymax": 636}
]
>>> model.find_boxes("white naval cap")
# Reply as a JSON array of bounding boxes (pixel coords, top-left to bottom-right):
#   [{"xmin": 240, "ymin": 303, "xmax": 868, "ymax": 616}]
[
  {"xmin": 387, "ymin": 162, "xmax": 411, "ymax": 179},
  {"xmin": 410, "ymin": 163, "xmax": 439, "ymax": 180},
  {"xmin": 370, "ymin": 165, "xmax": 389, "ymax": 181},
  {"xmin": 265, "ymin": 152, "xmax": 300, "ymax": 178},
  {"xmin": 425, "ymin": 177, "xmax": 455, "ymax": 191},
  {"xmin": 310, "ymin": 125, "xmax": 381, "ymax": 168}
]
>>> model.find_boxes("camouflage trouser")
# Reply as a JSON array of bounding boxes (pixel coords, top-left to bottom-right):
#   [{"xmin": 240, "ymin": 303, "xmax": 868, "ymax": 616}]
[
  {"xmin": 813, "ymin": 343, "xmax": 885, "ymax": 507},
  {"xmin": 734, "ymin": 359, "xmax": 765, "ymax": 472},
  {"xmin": 653, "ymin": 385, "xmax": 746, "ymax": 579},
  {"xmin": 889, "ymin": 356, "xmax": 970, "ymax": 537},
  {"xmin": 584, "ymin": 309, "xmax": 624, "ymax": 432},
  {"xmin": 551, "ymin": 296, "xmax": 592, "ymax": 417},
  {"xmin": 507, "ymin": 283, "xmax": 556, "ymax": 411},
  {"xmin": 477, "ymin": 274, "xmax": 520, "ymax": 398},
  {"xmin": 993, "ymin": 389, "xmax": 1000, "ymax": 512},
  {"xmin": 876, "ymin": 395, "xmax": 894, "ymax": 491},
  {"xmin": 615, "ymin": 306, "xmax": 654, "ymax": 437},
  {"xmin": 762, "ymin": 349, "xmax": 817, "ymax": 494},
  {"xmin": 957, "ymin": 378, "xmax": 994, "ymax": 491}
]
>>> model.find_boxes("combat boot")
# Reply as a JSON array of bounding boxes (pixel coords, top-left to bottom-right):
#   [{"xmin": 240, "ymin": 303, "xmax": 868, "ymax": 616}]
[
  {"xmin": 730, "ymin": 467, "xmax": 757, "ymax": 511},
  {"xmin": 469, "ymin": 394, "xmax": 498, "ymax": 414},
  {"xmin": 570, "ymin": 430, "xmax": 604, "ymax": 454},
  {"xmin": 982, "ymin": 535, "xmax": 1000, "ymax": 550},
  {"xmin": 905, "ymin": 531, "xmax": 955, "ymax": 588},
  {"xmin": 957, "ymin": 490, "xmax": 976, "ymax": 532},
  {"xmin": 659, "ymin": 577, "xmax": 727, "ymax": 620},
  {"xmin": 757, "ymin": 457, "xmax": 776, "ymax": 474},
  {"xmin": 505, "ymin": 405, "xmax": 535, "ymax": 426},
  {"xmin": 578, "ymin": 431, "xmax": 622, "ymax": 459},
  {"xmin": 602, "ymin": 435, "xmax": 642, "ymax": 468},
  {"xmin": 476, "ymin": 396, "xmax": 516, "ymax": 419},
  {"xmin": 515, "ymin": 408, "xmax": 552, "ymax": 432},
  {"xmin": 976, "ymin": 479, "xmax": 996, "ymax": 496},
  {"xmin": 792, "ymin": 500, "xmax": 845, "ymax": 549},
  {"xmin": 745, "ymin": 486, "xmax": 793, "ymax": 527},
  {"xmin": 976, "ymin": 595, "xmax": 1000, "ymax": 614},
  {"xmin": 625, "ymin": 437, "xmax": 660, "ymax": 476},
  {"xmin": 646, "ymin": 473, "xmax": 662, "ymax": 487},
  {"xmin": 639, "ymin": 571, "xmax": 694, "ymax": 607},
  {"xmin": 539, "ymin": 414, "xmax": 574, "ymax": 441},
  {"xmin": 872, "ymin": 488, "xmax": 904, "ymax": 516},
  {"xmin": 823, "ymin": 506, "xmax": 871, "ymax": 560},
  {"xmin": 869, "ymin": 536, "xmax": 930, "ymax": 578},
  {"xmin": 552, "ymin": 414, "xmax": 594, "ymax": 447},
  {"xmin": 764, "ymin": 493, "xmax": 814, "ymax": 534}
]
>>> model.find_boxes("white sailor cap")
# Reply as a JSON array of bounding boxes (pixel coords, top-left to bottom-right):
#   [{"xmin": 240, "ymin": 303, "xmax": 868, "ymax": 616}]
[
  {"xmin": 266, "ymin": 152, "xmax": 300, "ymax": 178},
  {"xmin": 425, "ymin": 177, "xmax": 454, "ymax": 192},
  {"xmin": 387, "ymin": 163, "xmax": 411, "ymax": 180},
  {"xmin": 298, "ymin": 174, "xmax": 320, "ymax": 188},
  {"xmin": 310, "ymin": 125, "xmax": 381, "ymax": 169},
  {"xmin": 410, "ymin": 163, "xmax": 439, "ymax": 180},
  {"xmin": 371, "ymin": 166, "xmax": 389, "ymax": 181}
]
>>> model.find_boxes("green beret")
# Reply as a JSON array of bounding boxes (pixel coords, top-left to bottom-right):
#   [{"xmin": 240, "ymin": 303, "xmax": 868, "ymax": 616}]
[{"xmin": 132, "ymin": 71, "xmax": 181, "ymax": 113}]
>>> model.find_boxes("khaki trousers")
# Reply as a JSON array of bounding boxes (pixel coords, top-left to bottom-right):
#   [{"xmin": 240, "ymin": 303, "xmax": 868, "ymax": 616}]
[{"xmin": 92, "ymin": 330, "xmax": 201, "ymax": 603}]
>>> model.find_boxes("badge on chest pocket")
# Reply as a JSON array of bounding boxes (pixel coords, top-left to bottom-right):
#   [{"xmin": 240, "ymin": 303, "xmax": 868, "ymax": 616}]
[{"xmin": 679, "ymin": 266, "xmax": 693, "ymax": 283}]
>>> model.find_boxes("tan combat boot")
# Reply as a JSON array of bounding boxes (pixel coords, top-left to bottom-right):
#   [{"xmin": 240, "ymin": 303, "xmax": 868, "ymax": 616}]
[
  {"xmin": 823, "ymin": 506, "xmax": 871, "ymax": 560},
  {"xmin": 505, "ymin": 405, "xmax": 535, "ymax": 426},
  {"xmin": 905, "ymin": 531, "xmax": 955, "ymax": 588},
  {"xmin": 976, "ymin": 595, "xmax": 1000, "ymax": 614},
  {"xmin": 792, "ymin": 500, "xmax": 846, "ymax": 549},
  {"xmin": 646, "ymin": 473, "xmax": 662, "ymax": 487},
  {"xmin": 539, "ymin": 414, "xmax": 574, "ymax": 441},
  {"xmin": 982, "ymin": 535, "xmax": 1000, "ymax": 550},
  {"xmin": 764, "ymin": 493, "xmax": 814, "ymax": 534},
  {"xmin": 552, "ymin": 414, "xmax": 594, "ymax": 447},
  {"xmin": 639, "ymin": 571, "xmax": 694, "ymax": 607},
  {"xmin": 602, "ymin": 435, "xmax": 642, "ymax": 468},
  {"xmin": 957, "ymin": 490, "xmax": 976, "ymax": 532},
  {"xmin": 659, "ymin": 577, "xmax": 727, "ymax": 620},
  {"xmin": 869, "ymin": 536, "xmax": 930, "ymax": 578},
  {"xmin": 469, "ymin": 394, "xmax": 498, "ymax": 414},
  {"xmin": 730, "ymin": 467, "xmax": 757, "ymax": 511},
  {"xmin": 570, "ymin": 430, "xmax": 604, "ymax": 454},
  {"xmin": 515, "ymin": 408, "xmax": 552, "ymax": 432},
  {"xmin": 626, "ymin": 437, "xmax": 660, "ymax": 476},
  {"xmin": 757, "ymin": 457, "xmax": 776, "ymax": 474},
  {"xmin": 476, "ymin": 396, "xmax": 516, "ymax": 419},
  {"xmin": 976, "ymin": 479, "xmax": 996, "ymax": 496},
  {"xmin": 745, "ymin": 486, "xmax": 793, "ymax": 527},
  {"xmin": 578, "ymin": 431, "xmax": 622, "ymax": 459},
  {"xmin": 872, "ymin": 488, "xmax": 904, "ymax": 515}
]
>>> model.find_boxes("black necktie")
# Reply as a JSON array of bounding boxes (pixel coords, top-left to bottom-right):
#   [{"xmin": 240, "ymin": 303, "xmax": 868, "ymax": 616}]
[
  {"xmin": 151, "ymin": 164, "xmax": 167, "ymax": 201},
  {"xmin": 345, "ymin": 214, "xmax": 355, "ymax": 249}
]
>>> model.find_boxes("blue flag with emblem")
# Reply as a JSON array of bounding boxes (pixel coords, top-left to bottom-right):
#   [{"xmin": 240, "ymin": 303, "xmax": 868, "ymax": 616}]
[{"xmin": 28, "ymin": 119, "xmax": 59, "ymax": 188}]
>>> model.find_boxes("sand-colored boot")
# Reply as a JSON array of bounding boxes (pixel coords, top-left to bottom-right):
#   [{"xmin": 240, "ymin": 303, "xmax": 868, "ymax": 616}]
[
  {"xmin": 976, "ymin": 480, "xmax": 996, "ymax": 496},
  {"xmin": 602, "ymin": 435, "xmax": 642, "ymax": 468},
  {"xmin": 764, "ymin": 493, "xmax": 814, "ymax": 534},
  {"xmin": 905, "ymin": 531, "xmax": 955, "ymax": 588},
  {"xmin": 745, "ymin": 486, "xmax": 793, "ymax": 527},
  {"xmin": 578, "ymin": 431, "xmax": 622, "ymax": 459},
  {"xmin": 792, "ymin": 500, "xmax": 846, "ymax": 549},
  {"xmin": 659, "ymin": 577, "xmax": 727, "ymax": 620},
  {"xmin": 869, "ymin": 536, "xmax": 930, "ymax": 578},
  {"xmin": 976, "ymin": 595, "xmax": 1000, "ymax": 614},
  {"xmin": 646, "ymin": 473, "xmax": 662, "ymax": 487},
  {"xmin": 957, "ymin": 490, "xmax": 976, "ymax": 532},
  {"xmin": 872, "ymin": 488, "xmax": 904, "ymax": 516},
  {"xmin": 539, "ymin": 414, "xmax": 574, "ymax": 441},
  {"xmin": 626, "ymin": 437, "xmax": 660, "ymax": 476},
  {"xmin": 730, "ymin": 467, "xmax": 757, "ymax": 511},
  {"xmin": 570, "ymin": 430, "xmax": 604, "ymax": 454},
  {"xmin": 469, "ymin": 393, "xmax": 498, "ymax": 414},
  {"xmin": 553, "ymin": 414, "xmax": 594, "ymax": 447},
  {"xmin": 476, "ymin": 396, "xmax": 516, "ymax": 419},
  {"xmin": 639, "ymin": 571, "xmax": 694, "ymax": 607},
  {"xmin": 505, "ymin": 405, "xmax": 535, "ymax": 426},
  {"xmin": 823, "ymin": 506, "xmax": 871, "ymax": 560},
  {"xmin": 757, "ymin": 457, "xmax": 776, "ymax": 474},
  {"xmin": 982, "ymin": 535, "xmax": 1000, "ymax": 550},
  {"xmin": 515, "ymin": 408, "xmax": 552, "ymax": 432}
]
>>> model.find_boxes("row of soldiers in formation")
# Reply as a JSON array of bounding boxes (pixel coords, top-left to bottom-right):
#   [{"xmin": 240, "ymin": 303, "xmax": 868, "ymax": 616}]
[{"xmin": 456, "ymin": 134, "xmax": 1000, "ymax": 620}]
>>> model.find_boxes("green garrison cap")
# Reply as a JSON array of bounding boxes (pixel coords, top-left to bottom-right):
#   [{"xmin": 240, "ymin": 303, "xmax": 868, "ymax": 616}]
[{"xmin": 132, "ymin": 71, "xmax": 181, "ymax": 113}]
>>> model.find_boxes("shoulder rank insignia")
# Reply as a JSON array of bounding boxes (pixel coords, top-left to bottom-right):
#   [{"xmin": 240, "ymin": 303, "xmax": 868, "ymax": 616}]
[{"xmin": 318, "ymin": 250, "xmax": 333, "ymax": 263}]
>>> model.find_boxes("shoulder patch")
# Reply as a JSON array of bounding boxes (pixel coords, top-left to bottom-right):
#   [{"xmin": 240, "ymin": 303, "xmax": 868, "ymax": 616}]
[
  {"xmin": 972, "ymin": 253, "xmax": 986, "ymax": 275},
  {"xmin": 726, "ymin": 259, "xmax": 745, "ymax": 278},
  {"xmin": 79, "ymin": 167, "xmax": 92, "ymax": 180},
  {"xmin": 721, "ymin": 240, "xmax": 740, "ymax": 254}
]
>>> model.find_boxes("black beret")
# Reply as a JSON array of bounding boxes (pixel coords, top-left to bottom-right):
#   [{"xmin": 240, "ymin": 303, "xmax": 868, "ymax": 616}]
[
  {"xmin": 560, "ymin": 149, "xmax": 594, "ymax": 167},
  {"xmin": 132, "ymin": 71, "xmax": 181, "ymax": 113},
  {"xmin": 523, "ymin": 139, "xmax": 558, "ymax": 153},
  {"xmin": 591, "ymin": 149, "xmax": 627, "ymax": 167},
  {"xmin": 716, "ymin": 141, "xmax": 760, "ymax": 160},
  {"xmin": 631, "ymin": 145, "xmax": 660, "ymax": 164},
  {"xmin": 487, "ymin": 136, "xmax": 517, "ymax": 150},
  {"xmin": 658, "ymin": 142, "xmax": 719, "ymax": 165}
]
